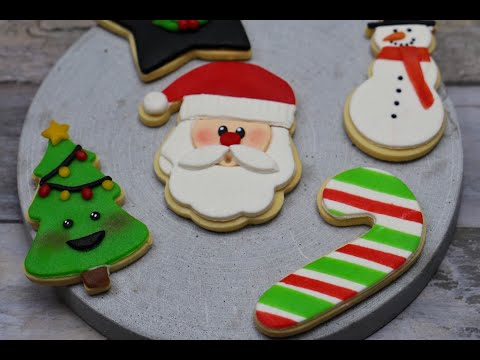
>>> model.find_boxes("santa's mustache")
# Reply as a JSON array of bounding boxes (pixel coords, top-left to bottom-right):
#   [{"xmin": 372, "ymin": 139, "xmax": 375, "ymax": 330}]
[{"xmin": 178, "ymin": 145, "xmax": 279, "ymax": 174}]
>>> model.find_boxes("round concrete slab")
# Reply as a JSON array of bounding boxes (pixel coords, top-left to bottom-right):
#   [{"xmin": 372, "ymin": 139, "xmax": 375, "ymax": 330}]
[{"xmin": 17, "ymin": 20, "xmax": 463, "ymax": 339}]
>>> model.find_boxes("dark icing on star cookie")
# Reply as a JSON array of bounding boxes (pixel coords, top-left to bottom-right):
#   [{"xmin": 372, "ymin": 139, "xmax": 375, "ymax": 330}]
[{"xmin": 97, "ymin": 20, "xmax": 252, "ymax": 82}]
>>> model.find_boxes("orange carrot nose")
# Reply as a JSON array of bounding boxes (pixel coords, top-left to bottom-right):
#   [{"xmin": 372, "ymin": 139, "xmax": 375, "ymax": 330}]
[{"xmin": 383, "ymin": 31, "xmax": 406, "ymax": 41}]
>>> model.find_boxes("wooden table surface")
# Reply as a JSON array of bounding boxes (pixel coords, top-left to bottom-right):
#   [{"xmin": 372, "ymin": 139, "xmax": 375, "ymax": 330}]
[{"xmin": 1, "ymin": 20, "xmax": 479, "ymax": 340}]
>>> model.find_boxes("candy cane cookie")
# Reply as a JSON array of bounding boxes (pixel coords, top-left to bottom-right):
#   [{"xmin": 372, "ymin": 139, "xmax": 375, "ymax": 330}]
[{"xmin": 255, "ymin": 167, "xmax": 425, "ymax": 337}]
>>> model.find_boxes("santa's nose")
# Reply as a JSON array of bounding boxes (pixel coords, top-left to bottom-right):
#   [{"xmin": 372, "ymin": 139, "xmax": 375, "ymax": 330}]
[
  {"xmin": 383, "ymin": 31, "xmax": 406, "ymax": 41},
  {"xmin": 220, "ymin": 132, "xmax": 242, "ymax": 147}
]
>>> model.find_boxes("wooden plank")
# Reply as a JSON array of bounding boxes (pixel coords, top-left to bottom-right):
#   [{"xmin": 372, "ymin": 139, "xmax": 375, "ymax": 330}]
[
  {"xmin": 0, "ymin": 20, "xmax": 480, "ymax": 85},
  {"xmin": 369, "ymin": 227, "xmax": 480, "ymax": 339},
  {"xmin": 0, "ymin": 84, "xmax": 37, "ymax": 221},
  {"xmin": 0, "ymin": 224, "xmax": 104, "ymax": 340}
]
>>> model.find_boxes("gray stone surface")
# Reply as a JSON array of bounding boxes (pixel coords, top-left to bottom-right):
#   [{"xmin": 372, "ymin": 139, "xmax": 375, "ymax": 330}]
[{"xmin": 15, "ymin": 21, "xmax": 463, "ymax": 339}]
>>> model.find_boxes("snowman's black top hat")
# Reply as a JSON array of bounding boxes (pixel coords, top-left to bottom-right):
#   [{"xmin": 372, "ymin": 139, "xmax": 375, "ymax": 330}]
[{"xmin": 367, "ymin": 20, "xmax": 436, "ymax": 29}]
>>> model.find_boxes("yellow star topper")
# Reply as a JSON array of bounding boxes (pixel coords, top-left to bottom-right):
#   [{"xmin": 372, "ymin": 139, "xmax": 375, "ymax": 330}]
[{"xmin": 41, "ymin": 120, "xmax": 70, "ymax": 145}]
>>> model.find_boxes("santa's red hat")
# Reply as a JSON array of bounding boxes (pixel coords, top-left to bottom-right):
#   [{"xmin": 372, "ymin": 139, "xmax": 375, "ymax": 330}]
[{"xmin": 143, "ymin": 62, "xmax": 296, "ymax": 129}]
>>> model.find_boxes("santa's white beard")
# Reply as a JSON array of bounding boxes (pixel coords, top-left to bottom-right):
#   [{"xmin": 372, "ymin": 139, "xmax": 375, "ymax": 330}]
[{"xmin": 159, "ymin": 120, "xmax": 297, "ymax": 221}]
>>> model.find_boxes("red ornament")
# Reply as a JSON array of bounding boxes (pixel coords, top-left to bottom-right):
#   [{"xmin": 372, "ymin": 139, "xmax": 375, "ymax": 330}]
[
  {"xmin": 178, "ymin": 20, "xmax": 189, "ymax": 31},
  {"xmin": 38, "ymin": 184, "xmax": 51, "ymax": 198},
  {"xmin": 75, "ymin": 150, "xmax": 87, "ymax": 161},
  {"xmin": 81, "ymin": 188, "xmax": 93, "ymax": 200},
  {"xmin": 220, "ymin": 132, "xmax": 242, "ymax": 147},
  {"xmin": 188, "ymin": 20, "xmax": 199, "ymax": 29}
]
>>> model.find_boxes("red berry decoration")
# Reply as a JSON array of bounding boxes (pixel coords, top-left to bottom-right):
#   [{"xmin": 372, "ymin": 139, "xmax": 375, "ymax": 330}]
[
  {"xmin": 81, "ymin": 187, "xmax": 93, "ymax": 200},
  {"xmin": 188, "ymin": 20, "xmax": 199, "ymax": 29},
  {"xmin": 38, "ymin": 184, "xmax": 51, "ymax": 198},
  {"xmin": 178, "ymin": 20, "xmax": 189, "ymax": 31},
  {"xmin": 75, "ymin": 150, "xmax": 87, "ymax": 161}
]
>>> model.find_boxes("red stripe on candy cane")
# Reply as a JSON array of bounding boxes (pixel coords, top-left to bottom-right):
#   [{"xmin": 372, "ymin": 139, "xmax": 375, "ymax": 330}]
[{"xmin": 323, "ymin": 188, "xmax": 423, "ymax": 223}]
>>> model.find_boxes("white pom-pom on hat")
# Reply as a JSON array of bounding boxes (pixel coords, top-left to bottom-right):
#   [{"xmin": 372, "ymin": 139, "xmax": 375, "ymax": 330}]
[{"xmin": 143, "ymin": 92, "xmax": 169, "ymax": 115}]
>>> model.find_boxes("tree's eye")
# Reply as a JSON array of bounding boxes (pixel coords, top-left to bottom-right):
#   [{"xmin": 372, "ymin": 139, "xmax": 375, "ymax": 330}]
[
  {"xmin": 90, "ymin": 212, "xmax": 101, "ymax": 221},
  {"xmin": 218, "ymin": 126, "xmax": 228, "ymax": 136},
  {"xmin": 235, "ymin": 127, "xmax": 246, "ymax": 139},
  {"xmin": 63, "ymin": 219, "xmax": 74, "ymax": 229}
]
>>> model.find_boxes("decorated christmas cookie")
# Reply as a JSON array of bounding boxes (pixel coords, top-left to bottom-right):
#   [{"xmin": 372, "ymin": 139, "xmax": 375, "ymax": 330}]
[
  {"xmin": 96, "ymin": 20, "xmax": 252, "ymax": 83},
  {"xmin": 255, "ymin": 167, "xmax": 425, "ymax": 337},
  {"xmin": 24, "ymin": 121, "xmax": 152, "ymax": 295},
  {"xmin": 142, "ymin": 62, "xmax": 302, "ymax": 232},
  {"xmin": 344, "ymin": 20, "xmax": 446, "ymax": 162}
]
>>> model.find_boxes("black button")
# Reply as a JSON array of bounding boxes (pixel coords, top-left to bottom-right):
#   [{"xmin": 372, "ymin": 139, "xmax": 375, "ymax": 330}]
[
  {"xmin": 391, "ymin": 114, "xmax": 397, "ymax": 119},
  {"xmin": 396, "ymin": 89, "xmax": 402, "ymax": 93},
  {"xmin": 394, "ymin": 101, "xmax": 400, "ymax": 106},
  {"xmin": 398, "ymin": 76, "xmax": 403, "ymax": 81}
]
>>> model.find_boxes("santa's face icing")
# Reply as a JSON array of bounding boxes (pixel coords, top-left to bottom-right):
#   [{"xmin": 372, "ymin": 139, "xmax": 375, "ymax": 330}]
[
  {"xmin": 373, "ymin": 25, "xmax": 433, "ymax": 49},
  {"xmin": 192, "ymin": 118, "xmax": 272, "ymax": 167},
  {"xmin": 159, "ymin": 119, "xmax": 296, "ymax": 221}
]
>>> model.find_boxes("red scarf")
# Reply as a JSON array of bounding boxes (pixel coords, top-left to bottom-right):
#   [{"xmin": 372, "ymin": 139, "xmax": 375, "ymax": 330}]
[{"xmin": 376, "ymin": 47, "xmax": 433, "ymax": 109}]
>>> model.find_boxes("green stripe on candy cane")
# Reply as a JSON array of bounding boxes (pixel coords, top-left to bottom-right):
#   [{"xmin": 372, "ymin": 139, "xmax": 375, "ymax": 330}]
[
  {"xmin": 258, "ymin": 285, "xmax": 335, "ymax": 319},
  {"xmin": 332, "ymin": 168, "xmax": 416, "ymax": 200},
  {"xmin": 361, "ymin": 225, "xmax": 421, "ymax": 252}
]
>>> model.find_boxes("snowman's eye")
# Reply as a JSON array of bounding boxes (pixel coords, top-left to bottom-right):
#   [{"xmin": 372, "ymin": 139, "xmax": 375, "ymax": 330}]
[
  {"xmin": 218, "ymin": 126, "xmax": 228, "ymax": 136},
  {"xmin": 407, "ymin": 28, "xmax": 412, "ymax": 32},
  {"xmin": 63, "ymin": 219, "xmax": 74, "ymax": 229},
  {"xmin": 393, "ymin": 29, "xmax": 398, "ymax": 33}
]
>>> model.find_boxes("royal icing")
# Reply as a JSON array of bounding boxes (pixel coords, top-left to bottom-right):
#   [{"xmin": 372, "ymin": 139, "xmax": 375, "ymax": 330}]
[
  {"xmin": 161, "ymin": 122, "xmax": 296, "ymax": 221},
  {"xmin": 348, "ymin": 22, "xmax": 444, "ymax": 148},
  {"xmin": 97, "ymin": 20, "xmax": 251, "ymax": 82},
  {"xmin": 152, "ymin": 20, "xmax": 208, "ymax": 32},
  {"xmin": 255, "ymin": 167, "xmax": 425, "ymax": 336},
  {"xmin": 24, "ymin": 121, "xmax": 151, "ymax": 295}
]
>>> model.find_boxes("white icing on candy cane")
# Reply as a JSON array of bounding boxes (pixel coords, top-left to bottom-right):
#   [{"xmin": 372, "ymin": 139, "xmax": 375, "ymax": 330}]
[{"xmin": 255, "ymin": 167, "xmax": 425, "ymax": 337}]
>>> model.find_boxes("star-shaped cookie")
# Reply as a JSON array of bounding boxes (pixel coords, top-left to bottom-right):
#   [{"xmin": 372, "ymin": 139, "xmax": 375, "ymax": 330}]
[{"xmin": 97, "ymin": 20, "xmax": 252, "ymax": 82}]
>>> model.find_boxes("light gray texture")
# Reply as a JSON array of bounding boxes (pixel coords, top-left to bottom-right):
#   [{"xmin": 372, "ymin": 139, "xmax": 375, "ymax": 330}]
[{"xmin": 16, "ymin": 20, "xmax": 462, "ymax": 339}]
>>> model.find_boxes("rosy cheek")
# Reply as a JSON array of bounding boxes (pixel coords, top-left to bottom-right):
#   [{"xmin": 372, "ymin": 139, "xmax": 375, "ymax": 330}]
[
  {"xmin": 193, "ymin": 128, "xmax": 218, "ymax": 148},
  {"xmin": 243, "ymin": 128, "xmax": 270, "ymax": 149}
]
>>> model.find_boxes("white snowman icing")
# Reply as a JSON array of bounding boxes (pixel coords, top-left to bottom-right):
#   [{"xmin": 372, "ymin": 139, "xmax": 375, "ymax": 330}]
[
  {"xmin": 372, "ymin": 24, "xmax": 434, "ymax": 50},
  {"xmin": 349, "ymin": 23, "xmax": 444, "ymax": 148}
]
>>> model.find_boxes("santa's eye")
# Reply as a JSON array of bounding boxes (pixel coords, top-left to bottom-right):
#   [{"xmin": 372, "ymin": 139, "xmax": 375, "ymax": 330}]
[
  {"xmin": 90, "ymin": 211, "xmax": 101, "ymax": 221},
  {"xmin": 63, "ymin": 219, "xmax": 74, "ymax": 229},
  {"xmin": 218, "ymin": 126, "xmax": 228, "ymax": 136},
  {"xmin": 407, "ymin": 28, "xmax": 412, "ymax": 32},
  {"xmin": 236, "ymin": 127, "xmax": 246, "ymax": 139}
]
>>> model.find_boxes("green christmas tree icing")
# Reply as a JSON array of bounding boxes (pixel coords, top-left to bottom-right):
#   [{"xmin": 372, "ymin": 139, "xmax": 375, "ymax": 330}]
[{"xmin": 25, "ymin": 122, "xmax": 150, "ymax": 280}]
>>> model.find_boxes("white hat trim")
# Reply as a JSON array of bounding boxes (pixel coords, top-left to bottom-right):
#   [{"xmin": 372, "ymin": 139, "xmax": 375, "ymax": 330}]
[{"xmin": 179, "ymin": 94, "xmax": 296, "ymax": 129}]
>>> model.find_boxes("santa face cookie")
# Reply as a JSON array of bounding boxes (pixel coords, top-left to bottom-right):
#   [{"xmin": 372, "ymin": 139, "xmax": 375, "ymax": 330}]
[
  {"xmin": 345, "ymin": 20, "xmax": 446, "ymax": 162},
  {"xmin": 142, "ymin": 62, "xmax": 302, "ymax": 232},
  {"xmin": 255, "ymin": 167, "xmax": 425, "ymax": 337},
  {"xmin": 97, "ymin": 20, "xmax": 252, "ymax": 83},
  {"xmin": 24, "ymin": 121, "xmax": 152, "ymax": 295}
]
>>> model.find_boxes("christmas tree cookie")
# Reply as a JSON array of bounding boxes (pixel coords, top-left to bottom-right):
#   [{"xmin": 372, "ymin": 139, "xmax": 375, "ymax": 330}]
[
  {"xmin": 24, "ymin": 121, "xmax": 152, "ymax": 295},
  {"xmin": 96, "ymin": 20, "xmax": 252, "ymax": 82}
]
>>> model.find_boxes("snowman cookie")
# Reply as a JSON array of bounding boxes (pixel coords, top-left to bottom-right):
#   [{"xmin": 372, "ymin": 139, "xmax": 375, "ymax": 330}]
[
  {"xmin": 141, "ymin": 62, "xmax": 302, "ymax": 232},
  {"xmin": 97, "ymin": 20, "xmax": 252, "ymax": 83},
  {"xmin": 24, "ymin": 121, "xmax": 152, "ymax": 295},
  {"xmin": 344, "ymin": 20, "xmax": 446, "ymax": 162}
]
